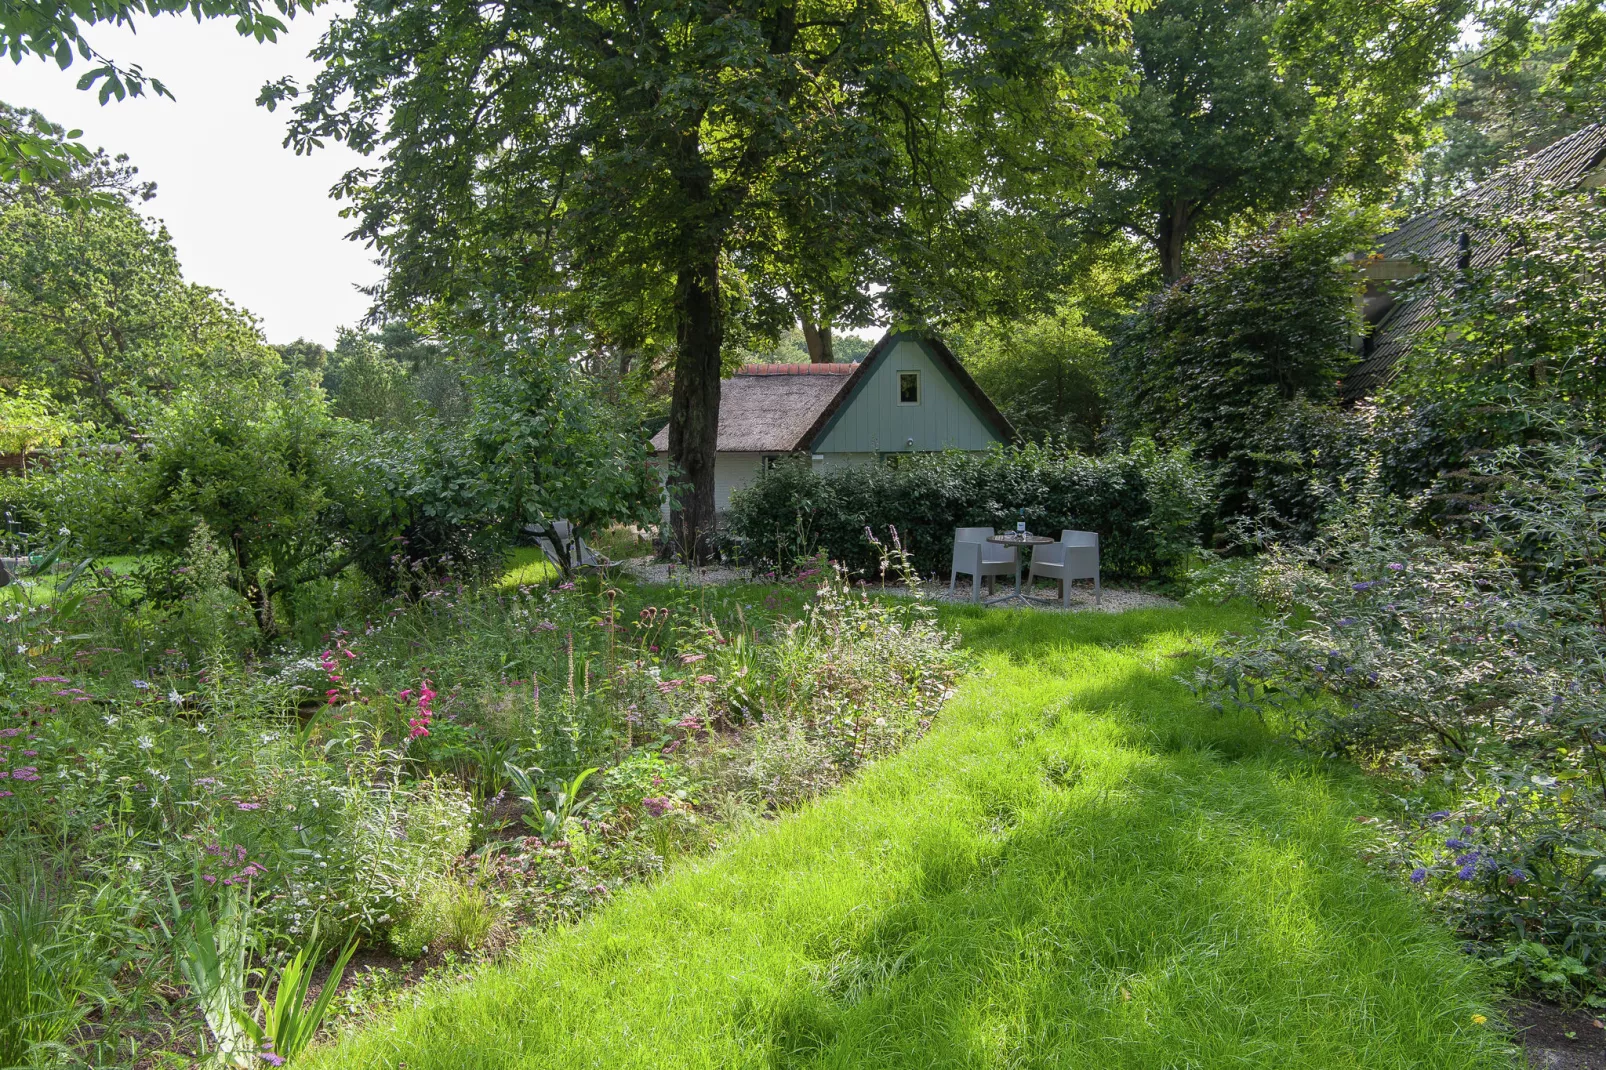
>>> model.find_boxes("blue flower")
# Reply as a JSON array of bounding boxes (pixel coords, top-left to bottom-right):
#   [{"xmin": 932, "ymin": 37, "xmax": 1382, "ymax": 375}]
[
  {"xmin": 1510, "ymin": 868, "xmax": 1528, "ymax": 882},
  {"xmin": 132, "ymin": 680, "xmax": 151, "ymax": 690},
  {"xmin": 1446, "ymin": 838, "xmax": 1468, "ymax": 849},
  {"xmin": 1410, "ymin": 867, "xmax": 1428, "ymax": 884},
  {"xmin": 1352, "ymin": 581, "xmax": 1378, "ymax": 591},
  {"xmin": 1458, "ymin": 863, "xmax": 1477, "ymax": 880},
  {"xmin": 1427, "ymin": 810, "xmax": 1451, "ymax": 823},
  {"xmin": 1335, "ymin": 618, "xmax": 1356, "ymax": 627}
]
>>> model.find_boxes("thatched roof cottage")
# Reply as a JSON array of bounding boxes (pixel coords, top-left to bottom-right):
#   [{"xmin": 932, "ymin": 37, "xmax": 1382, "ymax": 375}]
[{"xmin": 650, "ymin": 330, "xmax": 1014, "ymax": 511}]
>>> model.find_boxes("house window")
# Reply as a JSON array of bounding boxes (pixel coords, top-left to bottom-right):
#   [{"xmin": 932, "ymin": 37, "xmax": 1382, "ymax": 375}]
[
  {"xmin": 897, "ymin": 371, "xmax": 920, "ymax": 405},
  {"xmin": 762, "ymin": 454, "xmax": 784, "ymax": 472}
]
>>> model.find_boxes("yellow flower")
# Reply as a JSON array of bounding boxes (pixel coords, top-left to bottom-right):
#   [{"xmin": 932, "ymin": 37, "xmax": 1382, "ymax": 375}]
[{"xmin": 1471, "ymin": 1014, "xmax": 1488, "ymax": 1025}]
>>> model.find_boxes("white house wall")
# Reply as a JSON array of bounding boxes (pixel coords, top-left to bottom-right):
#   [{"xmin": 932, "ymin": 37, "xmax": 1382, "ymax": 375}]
[{"xmin": 813, "ymin": 337, "xmax": 1001, "ymax": 454}]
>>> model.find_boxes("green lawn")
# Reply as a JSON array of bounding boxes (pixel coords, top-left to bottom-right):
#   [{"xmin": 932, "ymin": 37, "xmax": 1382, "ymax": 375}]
[{"xmin": 314, "ymin": 601, "xmax": 1513, "ymax": 1068}]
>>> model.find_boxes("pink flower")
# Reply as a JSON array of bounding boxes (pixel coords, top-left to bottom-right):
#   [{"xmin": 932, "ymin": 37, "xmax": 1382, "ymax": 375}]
[
  {"xmin": 680, "ymin": 653, "xmax": 706, "ymax": 665},
  {"xmin": 30, "ymin": 676, "xmax": 70, "ymax": 684},
  {"xmin": 641, "ymin": 796, "xmax": 672, "ymax": 817},
  {"xmin": 343, "ymin": 649, "xmax": 357, "ymax": 659},
  {"xmin": 21, "ymin": 751, "xmax": 36, "ymax": 758},
  {"xmin": 236, "ymin": 802, "xmax": 262, "ymax": 811},
  {"xmin": 696, "ymin": 674, "xmax": 717, "ymax": 684},
  {"xmin": 656, "ymin": 679, "xmax": 682, "ymax": 694},
  {"xmin": 201, "ymin": 874, "xmax": 217, "ymax": 884},
  {"xmin": 0, "ymin": 791, "xmax": 12, "ymax": 798},
  {"xmin": 398, "ymin": 689, "xmax": 413, "ymax": 701}
]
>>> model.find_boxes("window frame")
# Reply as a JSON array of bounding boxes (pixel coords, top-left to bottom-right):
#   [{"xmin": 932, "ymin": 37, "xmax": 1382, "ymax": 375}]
[{"xmin": 896, "ymin": 370, "xmax": 921, "ymax": 405}]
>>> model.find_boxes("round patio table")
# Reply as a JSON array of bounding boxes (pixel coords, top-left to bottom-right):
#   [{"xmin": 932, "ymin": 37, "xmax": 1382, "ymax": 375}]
[{"xmin": 983, "ymin": 533, "xmax": 1056, "ymax": 608}]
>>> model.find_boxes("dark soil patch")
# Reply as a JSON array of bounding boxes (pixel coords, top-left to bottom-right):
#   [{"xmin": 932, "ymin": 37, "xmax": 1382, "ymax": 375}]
[{"xmin": 1511, "ymin": 1000, "xmax": 1606, "ymax": 1069}]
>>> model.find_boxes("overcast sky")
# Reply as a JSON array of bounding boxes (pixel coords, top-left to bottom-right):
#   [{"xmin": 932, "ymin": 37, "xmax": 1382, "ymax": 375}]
[{"xmin": 0, "ymin": 10, "xmax": 374, "ymax": 346}]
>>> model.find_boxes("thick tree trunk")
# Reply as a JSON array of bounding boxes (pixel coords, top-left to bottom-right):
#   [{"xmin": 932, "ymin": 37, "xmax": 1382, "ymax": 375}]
[
  {"xmin": 801, "ymin": 319, "xmax": 834, "ymax": 363},
  {"xmin": 1156, "ymin": 198, "xmax": 1192, "ymax": 283},
  {"xmin": 666, "ymin": 256, "xmax": 723, "ymax": 563}
]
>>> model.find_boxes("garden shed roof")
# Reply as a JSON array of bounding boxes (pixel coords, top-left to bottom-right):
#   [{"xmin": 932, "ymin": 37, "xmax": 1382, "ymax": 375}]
[
  {"xmin": 648, "ymin": 363, "xmax": 853, "ymax": 453},
  {"xmin": 649, "ymin": 331, "xmax": 1014, "ymax": 454},
  {"xmin": 1344, "ymin": 122, "xmax": 1606, "ymax": 402}
]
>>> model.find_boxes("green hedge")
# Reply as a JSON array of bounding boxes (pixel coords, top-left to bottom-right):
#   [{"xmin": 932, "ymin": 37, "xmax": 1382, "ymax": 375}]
[{"xmin": 727, "ymin": 442, "xmax": 1210, "ymax": 581}]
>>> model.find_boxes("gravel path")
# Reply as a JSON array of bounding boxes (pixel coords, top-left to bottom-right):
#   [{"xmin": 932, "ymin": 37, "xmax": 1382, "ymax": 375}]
[{"xmin": 619, "ymin": 558, "xmax": 1177, "ymax": 613}]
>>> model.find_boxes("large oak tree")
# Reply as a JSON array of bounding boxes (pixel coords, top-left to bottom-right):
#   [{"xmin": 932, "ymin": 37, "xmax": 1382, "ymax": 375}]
[{"xmin": 269, "ymin": 0, "xmax": 1133, "ymax": 557}]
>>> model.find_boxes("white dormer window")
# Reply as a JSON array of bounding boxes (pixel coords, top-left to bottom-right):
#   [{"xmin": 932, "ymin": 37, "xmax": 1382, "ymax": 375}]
[{"xmin": 897, "ymin": 371, "xmax": 920, "ymax": 405}]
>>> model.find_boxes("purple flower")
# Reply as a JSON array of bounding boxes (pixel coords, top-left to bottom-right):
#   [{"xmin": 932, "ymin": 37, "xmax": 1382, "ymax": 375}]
[
  {"xmin": 29, "ymin": 676, "xmax": 70, "ymax": 684},
  {"xmin": 1352, "ymin": 581, "xmax": 1379, "ymax": 591},
  {"xmin": 1446, "ymin": 838, "xmax": 1468, "ymax": 849},
  {"xmin": 236, "ymin": 802, "xmax": 262, "ymax": 811},
  {"xmin": 1334, "ymin": 618, "xmax": 1356, "ymax": 628},
  {"xmin": 1386, "ymin": 563, "xmax": 1405, "ymax": 572},
  {"xmin": 1458, "ymin": 863, "xmax": 1477, "ymax": 880},
  {"xmin": 0, "ymin": 791, "xmax": 12, "ymax": 798},
  {"xmin": 131, "ymin": 680, "xmax": 151, "ymax": 690},
  {"xmin": 1427, "ymin": 810, "xmax": 1451, "ymax": 823},
  {"xmin": 1509, "ymin": 869, "xmax": 1528, "ymax": 883},
  {"xmin": 641, "ymin": 796, "xmax": 672, "ymax": 817},
  {"xmin": 10, "ymin": 767, "xmax": 39, "ymax": 782},
  {"xmin": 1410, "ymin": 868, "xmax": 1427, "ymax": 884}
]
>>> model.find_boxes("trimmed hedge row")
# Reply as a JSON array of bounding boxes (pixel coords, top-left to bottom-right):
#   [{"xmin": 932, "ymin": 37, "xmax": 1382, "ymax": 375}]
[{"xmin": 726, "ymin": 442, "xmax": 1210, "ymax": 581}]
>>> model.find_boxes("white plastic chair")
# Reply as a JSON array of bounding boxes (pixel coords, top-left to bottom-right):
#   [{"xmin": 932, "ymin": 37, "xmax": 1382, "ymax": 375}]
[
  {"xmin": 529, "ymin": 520, "xmax": 602, "ymax": 570},
  {"xmin": 949, "ymin": 527, "xmax": 1019, "ymax": 603},
  {"xmin": 1027, "ymin": 530, "xmax": 1100, "ymax": 607}
]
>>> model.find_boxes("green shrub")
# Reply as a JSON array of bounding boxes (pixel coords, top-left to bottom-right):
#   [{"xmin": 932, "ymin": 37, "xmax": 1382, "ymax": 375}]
[
  {"xmin": 1109, "ymin": 206, "xmax": 1377, "ymax": 543},
  {"xmin": 727, "ymin": 441, "xmax": 1209, "ymax": 580},
  {"xmin": 1193, "ymin": 436, "xmax": 1606, "ymax": 1002}
]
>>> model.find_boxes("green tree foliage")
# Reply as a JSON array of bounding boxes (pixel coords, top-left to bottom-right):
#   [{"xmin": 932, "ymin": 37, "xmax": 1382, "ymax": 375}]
[
  {"xmin": 1404, "ymin": 40, "xmax": 1593, "ymax": 208},
  {"xmin": 1110, "ymin": 206, "xmax": 1376, "ymax": 541},
  {"xmin": 1080, "ymin": 0, "xmax": 1470, "ymax": 281},
  {"xmin": 0, "ymin": 187, "xmax": 279, "ymax": 428},
  {"xmin": 267, "ymin": 0, "xmax": 1134, "ymax": 558},
  {"xmin": 0, "ymin": 0, "xmax": 316, "ymax": 199},
  {"xmin": 1379, "ymin": 184, "xmax": 1606, "ymax": 489},
  {"xmin": 953, "ymin": 310, "xmax": 1109, "ymax": 449}
]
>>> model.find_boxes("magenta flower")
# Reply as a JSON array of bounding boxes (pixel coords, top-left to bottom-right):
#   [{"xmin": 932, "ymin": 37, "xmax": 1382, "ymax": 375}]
[{"xmin": 0, "ymin": 791, "xmax": 12, "ymax": 798}]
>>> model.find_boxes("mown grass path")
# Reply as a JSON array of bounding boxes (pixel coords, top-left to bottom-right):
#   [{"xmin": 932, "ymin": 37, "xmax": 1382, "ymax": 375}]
[{"xmin": 307, "ymin": 603, "xmax": 1514, "ymax": 1069}]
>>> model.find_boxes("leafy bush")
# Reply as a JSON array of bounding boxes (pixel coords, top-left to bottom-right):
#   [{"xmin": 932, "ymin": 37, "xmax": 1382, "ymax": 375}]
[
  {"xmin": 727, "ymin": 441, "xmax": 1209, "ymax": 580},
  {"xmin": 1376, "ymin": 183, "xmax": 1606, "ymax": 494},
  {"xmin": 1193, "ymin": 436, "xmax": 1606, "ymax": 1002},
  {"xmin": 1110, "ymin": 206, "xmax": 1377, "ymax": 543}
]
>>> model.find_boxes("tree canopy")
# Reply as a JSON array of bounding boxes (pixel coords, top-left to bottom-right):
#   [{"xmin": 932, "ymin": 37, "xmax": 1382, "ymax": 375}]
[
  {"xmin": 1079, "ymin": 0, "xmax": 1472, "ymax": 281},
  {"xmin": 269, "ymin": 0, "xmax": 1134, "ymax": 557}
]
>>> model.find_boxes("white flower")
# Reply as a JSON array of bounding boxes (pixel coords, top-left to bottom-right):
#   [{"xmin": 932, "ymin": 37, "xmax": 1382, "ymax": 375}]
[
  {"xmin": 15, "ymin": 644, "xmax": 24, "ymax": 655},
  {"xmin": 57, "ymin": 527, "xmax": 69, "ymax": 537},
  {"xmin": 102, "ymin": 715, "xmax": 119, "ymax": 727},
  {"xmin": 167, "ymin": 690, "xmax": 182, "ymax": 704},
  {"xmin": 137, "ymin": 735, "xmax": 154, "ymax": 751}
]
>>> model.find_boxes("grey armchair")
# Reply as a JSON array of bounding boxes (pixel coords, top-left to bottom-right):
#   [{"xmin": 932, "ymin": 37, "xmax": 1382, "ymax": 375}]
[
  {"xmin": 949, "ymin": 527, "xmax": 1019, "ymax": 603},
  {"xmin": 1026, "ymin": 530, "xmax": 1100, "ymax": 607}
]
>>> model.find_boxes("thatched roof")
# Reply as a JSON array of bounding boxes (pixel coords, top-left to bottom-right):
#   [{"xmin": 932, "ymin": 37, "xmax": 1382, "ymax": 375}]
[
  {"xmin": 651, "ymin": 332, "xmax": 1014, "ymax": 453},
  {"xmin": 649, "ymin": 364, "xmax": 855, "ymax": 453},
  {"xmin": 1345, "ymin": 123, "xmax": 1606, "ymax": 402}
]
